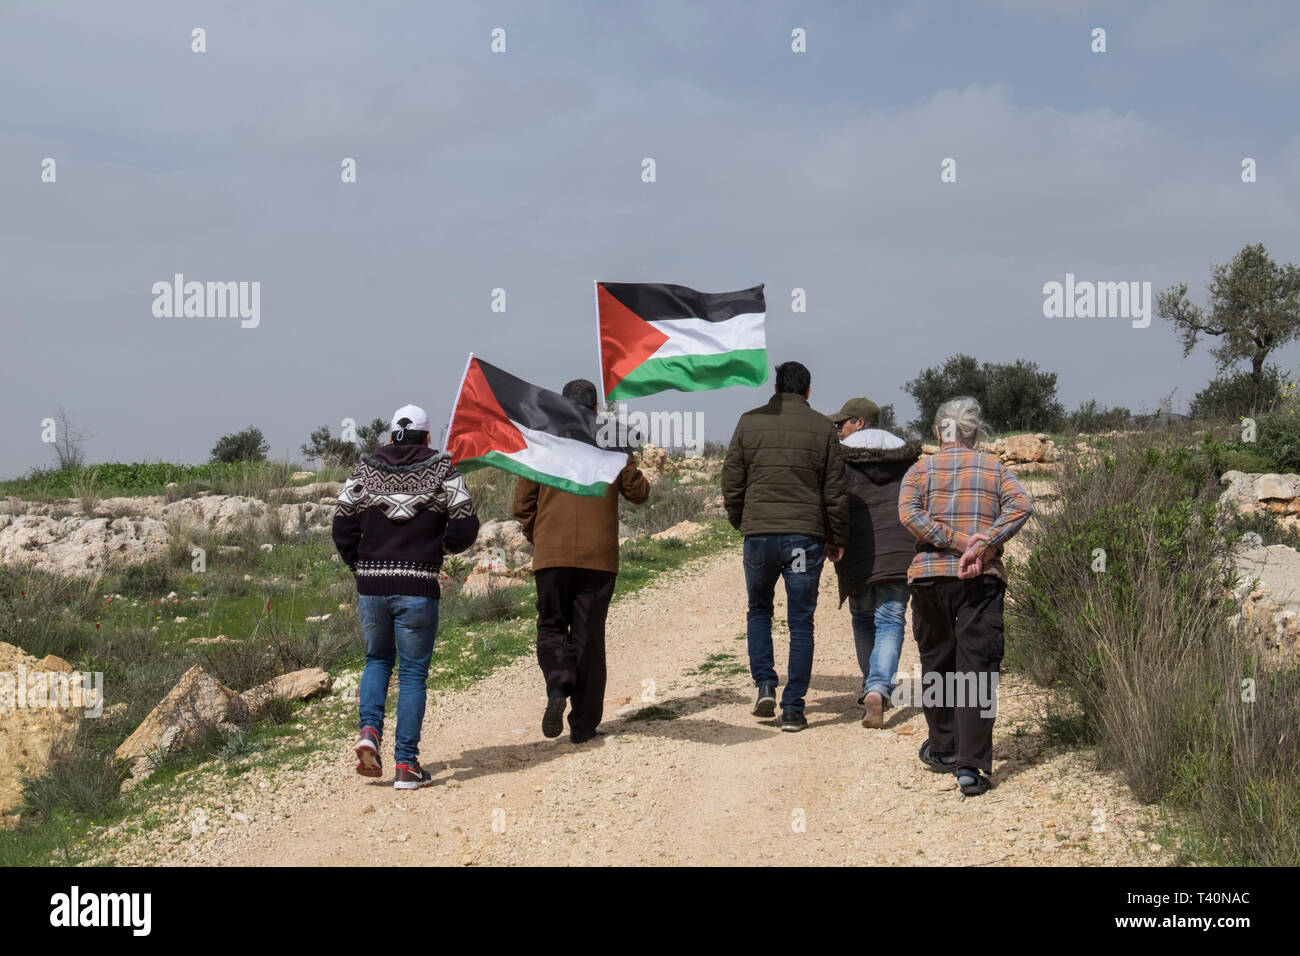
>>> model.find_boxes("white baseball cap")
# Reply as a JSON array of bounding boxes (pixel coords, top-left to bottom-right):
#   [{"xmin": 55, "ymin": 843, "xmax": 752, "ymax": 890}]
[{"xmin": 390, "ymin": 404, "xmax": 430, "ymax": 438}]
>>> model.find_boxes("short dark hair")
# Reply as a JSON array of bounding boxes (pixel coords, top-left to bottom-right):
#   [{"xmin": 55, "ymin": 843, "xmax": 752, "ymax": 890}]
[
  {"xmin": 562, "ymin": 378, "xmax": 599, "ymax": 410},
  {"xmin": 774, "ymin": 361, "xmax": 811, "ymax": 395},
  {"xmin": 391, "ymin": 417, "xmax": 429, "ymax": 445}
]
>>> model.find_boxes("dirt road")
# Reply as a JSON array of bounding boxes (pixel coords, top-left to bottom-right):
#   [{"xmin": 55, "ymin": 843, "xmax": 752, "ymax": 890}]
[{"xmin": 104, "ymin": 547, "xmax": 1170, "ymax": 866}]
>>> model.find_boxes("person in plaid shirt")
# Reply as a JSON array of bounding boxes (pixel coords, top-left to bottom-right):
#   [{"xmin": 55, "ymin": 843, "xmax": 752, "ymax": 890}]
[{"xmin": 898, "ymin": 396, "xmax": 1031, "ymax": 796}]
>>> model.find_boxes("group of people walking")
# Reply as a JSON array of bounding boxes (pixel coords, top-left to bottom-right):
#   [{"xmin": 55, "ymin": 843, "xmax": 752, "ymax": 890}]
[
  {"xmin": 721, "ymin": 361, "xmax": 1032, "ymax": 795},
  {"xmin": 332, "ymin": 361, "xmax": 1030, "ymax": 798}
]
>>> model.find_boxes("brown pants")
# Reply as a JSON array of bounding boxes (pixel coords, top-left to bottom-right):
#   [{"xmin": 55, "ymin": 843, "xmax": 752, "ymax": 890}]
[
  {"xmin": 534, "ymin": 567, "xmax": 617, "ymax": 737},
  {"xmin": 909, "ymin": 575, "xmax": 1006, "ymax": 773}
]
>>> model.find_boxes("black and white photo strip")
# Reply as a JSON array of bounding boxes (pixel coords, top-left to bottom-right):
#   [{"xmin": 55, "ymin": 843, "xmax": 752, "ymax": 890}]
[{"xmin": 1, "ymin": 0, "xmax": 1288, "ymax": 936}]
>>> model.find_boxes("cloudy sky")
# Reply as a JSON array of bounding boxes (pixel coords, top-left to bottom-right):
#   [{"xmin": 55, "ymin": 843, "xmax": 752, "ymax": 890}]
[{"xmin": 3, "ymin": 0, "xmax": 1299, "ymax": 474}]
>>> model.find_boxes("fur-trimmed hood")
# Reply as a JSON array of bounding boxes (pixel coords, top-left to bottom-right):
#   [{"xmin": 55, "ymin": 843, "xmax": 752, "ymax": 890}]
[{"xmin": 840, "ymin": 439, "xmax": 922, "ymax": 465}]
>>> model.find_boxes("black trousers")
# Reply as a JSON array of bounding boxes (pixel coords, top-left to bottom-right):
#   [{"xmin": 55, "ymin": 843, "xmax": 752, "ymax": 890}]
[
  {"xmin": 533, "ymin": 567, "xmax": 617, "ymax": 737},
  {"xmin": 909, "ymin": 575, "xmax": 1006, "ymax": 773}
]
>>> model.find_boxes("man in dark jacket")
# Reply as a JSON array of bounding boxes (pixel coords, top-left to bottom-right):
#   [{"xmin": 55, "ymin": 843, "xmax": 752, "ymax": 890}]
[
  {"xmin": 512, "ymin": 379, "xmax": 650, "ymax": 744},
  {"xmin": 721, "ymin": 361, "xmax": 849, "ymax": 732},
  {"xmin": 333, "ymin": 404, "xmax": 480, "ymax": 789},
  {"xmin": 827, "ymin": 398, "xmax": 922, "ymax": 729}
]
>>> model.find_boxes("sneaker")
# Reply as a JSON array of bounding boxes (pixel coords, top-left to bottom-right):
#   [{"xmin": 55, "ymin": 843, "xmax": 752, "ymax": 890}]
[
  {"xmin": 752, "ymin": 684, "xmax": 777, "ymax": 718},
  {"xmin": 542, "ymin": 693, "xmax": 567, "ymax": 739},
  {"xmin": 393, "ymin": 761, "xmax": 433, "ymax": 790},
  {"xmin": 354, "ymin": 726, "xmax": 382, "ymax": 778},
  {"xmin": 780, "ymin": 709, "xmax": 807, "ymax": 732},
  {"xmin": 862, "ymin": 691, "xmax": 885, "ymax": 729}
]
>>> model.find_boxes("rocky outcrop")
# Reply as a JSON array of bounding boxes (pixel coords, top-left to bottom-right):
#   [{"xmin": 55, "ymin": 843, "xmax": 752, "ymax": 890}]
[
  {"xmin": 1232, "ymin": 542, "xmax": 1300, "ymax": 663},
  {"xmin": 0, "ymin": 513, "xmax": 168, "ymax": 577},
  {"xmin": 0, "ymin": 643, "xmax": 87, "ymax": 827},
  {"xmin": 652, "ymin": 520, "xmax": 705, "ymax": 542},
  {"xmin": 238, "ymin": 668, "xmax": 333, "ymax": 714},
  {"xmin": 1219, "ymin": 471, "xmax": 1300, "ymax": 522},
  {"xmin": 917, "ymin": 434, "xmax": 1061, "ymax": 475},
  {"xmin": 0, "ymin": 487, "xmax": 341, "ymax": 578},
  {"xmin": 115, "ymin": 665, "xmax": 335, "ymax": 786},
  {"xmin": 115, "ymin": 666, "xmax": 248, "ymax": 781}
]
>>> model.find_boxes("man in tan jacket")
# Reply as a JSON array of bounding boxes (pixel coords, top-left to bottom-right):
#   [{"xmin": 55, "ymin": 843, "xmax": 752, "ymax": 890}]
[{"xmin": 513, "ymin": 379, "xmax": 650, "ymax": 743}]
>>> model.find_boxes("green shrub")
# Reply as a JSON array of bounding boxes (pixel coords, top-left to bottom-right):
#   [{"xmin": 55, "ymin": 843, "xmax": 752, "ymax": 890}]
[
  {"xmin": 620, "ymin": 478, "xmax": 711, "ymax": 536},
  {"xmin": 21, "ymin": 750, "xmax": 127, "ymax": 820},
  {"xmin": 116, "ymin": 560, "xmax": 173, "ymax": 597},
  {"xmin": 1215, "ymin": 449, "xmax": 1276, "ymax": 474},
  {"xmin": 1188, "ymin": 367, "xmax": 1287, "ymax": 421},
  {"xmin": 1254, "ymin": 410, "xmax": 1300, "ymax": 472},
  {"xmin": 1066, "ymin": 399, "xmax": 1131, "ymax": 433},
  {"xmin": 1009, "ymin": 433, "xmax": 1300, "ymax": 864},
  {"xmin": 210, "ymin": 426, "xmax": 270, "ymax": 464}
]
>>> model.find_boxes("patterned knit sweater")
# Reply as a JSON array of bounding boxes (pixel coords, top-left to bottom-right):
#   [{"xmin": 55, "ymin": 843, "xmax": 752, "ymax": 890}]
[{"xmin": 331, "ymin": 444, "xmax": 480, "ymax": 598}]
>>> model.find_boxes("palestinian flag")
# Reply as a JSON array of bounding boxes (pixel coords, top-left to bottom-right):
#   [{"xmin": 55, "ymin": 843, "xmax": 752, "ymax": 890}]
[
  {"xmin": 445, "ymin": 356, "xmax": 628, "ymax": 497},
  {"xmin": 596, "ymin": 282, "xmax": 767, "ymax": 400}
]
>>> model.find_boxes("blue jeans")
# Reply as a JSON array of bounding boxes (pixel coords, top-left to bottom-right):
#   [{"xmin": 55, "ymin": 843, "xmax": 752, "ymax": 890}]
[
  {"xmin": 743, "ymin": 533, "xmax": 824, "ymax": 713},
  {"xmin": 358, "ymin": 594, "xmax": 438, "ymax": 764},
  {"xmin": 848, "ymin": 581, "xmax": 909, "ymax": 699}
]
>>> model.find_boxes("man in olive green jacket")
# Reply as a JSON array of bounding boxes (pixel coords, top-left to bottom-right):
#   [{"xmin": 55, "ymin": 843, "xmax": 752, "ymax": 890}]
[{"xmin": 721, "ymin": 361, "xmax": 849, "ymax": 732}]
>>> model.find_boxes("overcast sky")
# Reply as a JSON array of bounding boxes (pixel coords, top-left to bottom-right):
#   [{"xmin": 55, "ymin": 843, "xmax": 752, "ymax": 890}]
[{"xmin": 3, "ymin": 0, "xmax": 1299, "ymax": 475}]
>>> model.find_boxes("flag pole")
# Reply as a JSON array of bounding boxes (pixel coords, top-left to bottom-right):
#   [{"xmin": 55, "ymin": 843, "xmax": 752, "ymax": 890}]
[
  {"xmin": 592, "ymin": 280, "xmax": 605, "ymax": 407},
  {"xmin": 445, "ymin": 352, "xmax": 474, "ymax": 456}
]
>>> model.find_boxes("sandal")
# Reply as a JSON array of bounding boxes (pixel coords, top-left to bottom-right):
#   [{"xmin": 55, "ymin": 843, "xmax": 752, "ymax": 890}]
[
  {"xmin": 918, "ymin": 739, "xmax": 957, "ymax": 772},
  {"xmin": 956, "ymin": 767, "xmax": 992, "ymax": 796}
]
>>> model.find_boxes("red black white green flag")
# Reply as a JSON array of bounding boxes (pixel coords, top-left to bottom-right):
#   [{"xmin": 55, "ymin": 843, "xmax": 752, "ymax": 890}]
[
  {"xmin": 596, "ymin": 282, "xmax": 767, "ymax": 400},
  {"xmin": 445, "ymin": 356, "xmax": 628, "ymax": 497}
]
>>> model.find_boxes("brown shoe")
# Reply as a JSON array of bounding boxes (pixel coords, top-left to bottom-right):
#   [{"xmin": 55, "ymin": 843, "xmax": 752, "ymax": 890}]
[{"xmin": 862, "ymin": 691, "xmax": 884, "ymax": 729}]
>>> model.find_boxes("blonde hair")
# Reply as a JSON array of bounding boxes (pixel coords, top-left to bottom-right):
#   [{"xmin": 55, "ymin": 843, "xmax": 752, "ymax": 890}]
[{"xmin": 934, "ymin": 396, "xmax": 988, "ymax": 445}]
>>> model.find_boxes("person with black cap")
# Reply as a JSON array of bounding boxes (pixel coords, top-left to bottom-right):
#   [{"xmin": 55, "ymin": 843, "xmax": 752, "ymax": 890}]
[
  {"xmin": 333, "ymin": 404, "xmax": 480, "ymax": 789},
  {"xmin": 826, "ymin": 397, "xmax": 921, "ymax": 728},
  {"xmin": 513, "ymin": 379, "xmax": 650, "ymax": 744}
]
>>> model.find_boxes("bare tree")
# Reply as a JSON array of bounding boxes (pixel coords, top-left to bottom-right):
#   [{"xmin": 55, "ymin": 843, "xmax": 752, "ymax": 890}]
[{"xmin": 52, "ymin": 406, "xmax": 94, "ymax": 471}]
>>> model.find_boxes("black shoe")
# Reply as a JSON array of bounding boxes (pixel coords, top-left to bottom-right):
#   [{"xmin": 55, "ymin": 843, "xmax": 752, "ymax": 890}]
[
  {"xmin": 542, "ymin": 693, "xmax": 567, "ymax": 738},
  {"xmin": 393, "ymin": 761, "xmax": 433, "ymax": 790},
  {"xmin": 918, "ymin": 739, "xmax": 957, "ymax": 772},
  {"xmin": 752, "ymin": 685, "xmax": 777, "ymax": 718},
  {"xmin": 956, "ymin": 768, "xmax": 993, "ymax": 796},
  {"xmin": 570, "ymin": 728, "xmax": 603, "ymax": 744},
  {"xmin": 780, "ymin": 709, "xmax": 807, "ymax": 732}
]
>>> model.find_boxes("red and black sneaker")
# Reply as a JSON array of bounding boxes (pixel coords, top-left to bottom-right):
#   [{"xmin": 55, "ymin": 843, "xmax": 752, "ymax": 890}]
[
  {"xmin": 355, "ymin": 726, "xmax": 382, "ymax": 778},
  {"xmin": 393, "ymin": 761, "xmax": 434, "ymax": 790}
]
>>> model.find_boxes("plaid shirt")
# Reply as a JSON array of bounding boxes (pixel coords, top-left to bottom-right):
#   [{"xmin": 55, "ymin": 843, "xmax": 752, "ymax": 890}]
[{"xmin": 897, "ymin": 445, "xmax": 1032, "ymax": 583}]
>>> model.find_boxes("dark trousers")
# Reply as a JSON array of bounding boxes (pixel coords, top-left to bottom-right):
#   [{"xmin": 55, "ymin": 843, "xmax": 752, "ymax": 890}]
[
  {"xmin": 533, "ymin": 566, "xmax": 617, "ymax": 737},
  {"xmin": 909, "ymin": 575, "xmax": 1006, "ymax": 773}
]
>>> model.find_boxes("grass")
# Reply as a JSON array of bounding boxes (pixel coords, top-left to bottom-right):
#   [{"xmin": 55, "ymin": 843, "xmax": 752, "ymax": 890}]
[
  {"xmin": 0, "ymin": 460, "xmax": 346, "ymax": 502},
  {"xmin": 0, "ymin": 506, "xmax": 739, "ymax": 865},
  {"xmin": 623, "ymin": 704, "xmax": 679, "ymax": 721},
  {"xmin": 690, "ymin": 652, "xmax": 748, "ymax": 681},
  {"xmin": 1007, "ymin": 427, "xmax": 1300, "ymax": 865}
]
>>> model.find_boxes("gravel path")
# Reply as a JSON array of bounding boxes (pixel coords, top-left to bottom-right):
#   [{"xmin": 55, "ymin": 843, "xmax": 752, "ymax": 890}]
[{"xmin": 100, "ymin": 547, "xmax": 1171, "ymax": 866}]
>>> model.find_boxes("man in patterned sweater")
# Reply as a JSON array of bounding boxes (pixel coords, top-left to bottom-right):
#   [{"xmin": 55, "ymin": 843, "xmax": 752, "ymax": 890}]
[{"xmin": 332, "ymin": 404, "xmax": 480, "ymax": 789}]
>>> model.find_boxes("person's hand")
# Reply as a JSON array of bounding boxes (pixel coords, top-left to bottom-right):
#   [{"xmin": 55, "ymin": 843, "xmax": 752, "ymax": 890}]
[
  {"xmin": 826, "ymin": 544, "xmax": 845, "ymax": 563},
  {"xmin": 957, "ymin": 547, "xmax": 982, "ymax": 578},
  {"xmin": 957, "ymin": 532, "xmax": 988, "ymax": 579}
]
